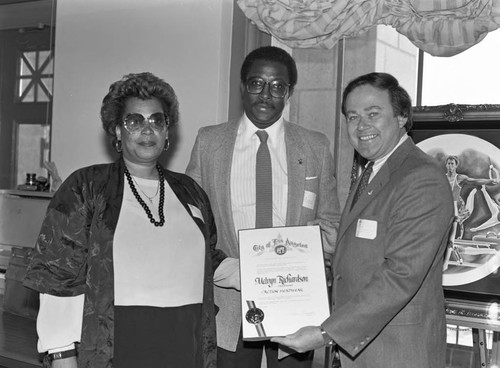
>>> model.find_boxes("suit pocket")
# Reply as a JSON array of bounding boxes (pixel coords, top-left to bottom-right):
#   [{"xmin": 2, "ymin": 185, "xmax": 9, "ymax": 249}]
[
  {"xmin": 305, "ymin": 175, "xmax": 319, "ymax": 191},
  {"xmin": 389, "ymin": 304, "xmax": 422, "ymax": 326}
]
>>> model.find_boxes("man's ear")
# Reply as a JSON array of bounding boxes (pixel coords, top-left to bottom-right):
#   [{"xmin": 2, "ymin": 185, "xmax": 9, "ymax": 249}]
[
  {"xmin": 240, "ymin": 82, "xmax": 245, "ymax": 96},
  {"xmin": 397, "ymin": 115, "xmax": 407, "ymax": 128}
]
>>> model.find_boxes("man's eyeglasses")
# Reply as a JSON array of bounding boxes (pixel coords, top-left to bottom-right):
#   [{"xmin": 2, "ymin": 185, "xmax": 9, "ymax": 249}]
[
  {"xmin": 122, "ymin": 113, "xmax": 169, "ymax": 133},
  {"xmin": 245, "ymin": 77, "xmax": 290, "ymax": 99}
]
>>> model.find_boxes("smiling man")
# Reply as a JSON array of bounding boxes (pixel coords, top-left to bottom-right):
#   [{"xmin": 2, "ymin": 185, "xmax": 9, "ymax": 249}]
[
  {"xmin": 186, "ymin": 46, "xmax": 340, "ymax": 368},
  {"xmin": 272, "ymin": 72, "xmax": 455, "ymax": 368}
]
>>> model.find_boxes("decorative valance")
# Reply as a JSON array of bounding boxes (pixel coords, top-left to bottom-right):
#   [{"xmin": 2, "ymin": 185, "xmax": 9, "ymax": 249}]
[{"xmin": 237, "ymin": 0, "xmax": 500, "ymax": 56}]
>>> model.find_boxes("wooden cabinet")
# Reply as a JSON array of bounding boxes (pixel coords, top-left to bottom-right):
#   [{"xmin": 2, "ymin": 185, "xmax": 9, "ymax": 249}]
[
  {"xmin": 0, "ymin": 190, "xmax": 51, "ymax": 271},
  {"xmin": 0, "ymin": 190, "xmax": 49, "ymax": 367}
]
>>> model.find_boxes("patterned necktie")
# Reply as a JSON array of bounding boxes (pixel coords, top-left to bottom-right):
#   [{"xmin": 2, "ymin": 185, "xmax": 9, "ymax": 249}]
[
  {"xmin": 255, "ymin": 130, "xmax": 273, "ymax": 228},
  {"xmin": 351, "ymin": 161, "xmax": 374, "ymax": 209}
]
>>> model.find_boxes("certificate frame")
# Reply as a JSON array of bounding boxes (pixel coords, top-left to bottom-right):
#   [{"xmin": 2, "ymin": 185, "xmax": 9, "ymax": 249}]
[{"xmin": 238, "ymin": 225, "xmax": 330, "ymax": 340}]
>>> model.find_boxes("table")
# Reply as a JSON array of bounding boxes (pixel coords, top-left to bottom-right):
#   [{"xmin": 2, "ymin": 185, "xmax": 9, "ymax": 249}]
[{"xmin": 446, "ymin": 298, "xmax": 500, "ymax": 368}]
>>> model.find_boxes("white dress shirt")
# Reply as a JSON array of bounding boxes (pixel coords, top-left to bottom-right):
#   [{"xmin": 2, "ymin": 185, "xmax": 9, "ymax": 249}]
[
  {"xmin": 230, "ymin": 113, "xmax": 288, "ymax": 232},
  {"xmin": 213, "ymin": 114, "xmax": 289, "ymax": 290}
]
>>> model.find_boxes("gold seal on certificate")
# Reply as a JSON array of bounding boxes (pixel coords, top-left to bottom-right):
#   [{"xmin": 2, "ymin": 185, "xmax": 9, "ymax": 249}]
[{"xmin": 239, "ymin": 225, "xmax": 330, "ymax": 340}]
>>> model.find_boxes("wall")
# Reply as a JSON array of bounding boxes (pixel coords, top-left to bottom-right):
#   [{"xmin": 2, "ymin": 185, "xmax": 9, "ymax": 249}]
[
  {"xmin": 290, "ymin": 27, "xmax": 419, "ymax": 208},
  {"xmin": 290, "ymin": 46, "xmax": 345, "ymax": 203},
  {"xmin": 290, "ymin": 29, "xmax": 379, "ymax": 209},
  {"xmin": 51, "ymin": 0, "xmax": 233, "ymax": 180}
]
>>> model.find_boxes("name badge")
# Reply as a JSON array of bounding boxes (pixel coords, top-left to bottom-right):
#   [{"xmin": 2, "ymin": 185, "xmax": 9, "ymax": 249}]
[
  {"xmin": 355, "ymin": 219, "xmax": 377, "ymax": 240},
  {"xmin": 303, "ymin": 191, "xmax": 316, "ymax": 210}
]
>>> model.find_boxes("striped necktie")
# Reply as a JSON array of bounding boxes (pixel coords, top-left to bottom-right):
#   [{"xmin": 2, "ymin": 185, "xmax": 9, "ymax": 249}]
[{"xmin": 255, "ymin": 130, "xmax": 273, "ymax": 228}]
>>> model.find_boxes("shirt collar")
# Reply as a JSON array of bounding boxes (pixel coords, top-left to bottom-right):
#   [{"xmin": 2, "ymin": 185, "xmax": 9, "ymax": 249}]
[
  {"xmin": 371, "ymin": 133, "xmax": 409, "ymax": 174},
  {"xmin": 240, "ymin": 113, "xmax": 284, "ymax": 145}
]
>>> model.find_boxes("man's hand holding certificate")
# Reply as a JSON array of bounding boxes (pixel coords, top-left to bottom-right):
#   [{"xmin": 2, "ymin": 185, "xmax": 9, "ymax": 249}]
[{"xmin": 238, "ymin": 225, "xmax": 330, "ymax": 340}]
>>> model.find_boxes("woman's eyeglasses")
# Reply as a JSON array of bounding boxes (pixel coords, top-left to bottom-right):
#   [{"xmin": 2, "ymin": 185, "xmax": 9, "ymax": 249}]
[
  {"xmin": 245, "ymin": 77, "xmax": 290, "ymax": 99},
  {"xmin": 122, "ymin": 113, "xmax": 169, "ymax": 133}
]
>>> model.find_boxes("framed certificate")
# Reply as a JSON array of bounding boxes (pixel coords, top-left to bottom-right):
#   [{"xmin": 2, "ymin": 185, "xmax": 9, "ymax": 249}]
[{"xmin": 238, "ymin": 225, "xmax": 330, "ymax": 340}]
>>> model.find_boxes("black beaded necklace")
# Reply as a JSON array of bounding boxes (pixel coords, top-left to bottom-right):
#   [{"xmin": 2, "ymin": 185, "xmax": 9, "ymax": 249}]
[{"xmin": 124, "ymin": 164, "xmax": 165, "ymax": 227}]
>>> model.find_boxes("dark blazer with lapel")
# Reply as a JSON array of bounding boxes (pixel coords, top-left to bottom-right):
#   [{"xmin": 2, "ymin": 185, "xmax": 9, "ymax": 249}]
[
  {"xmin": 24, "ymin": 159, "xmax": 225, "ymax": 368},
  {"xmin": 186, "ymin": 118, "xmax": 341, "ymax": 351},
  {"xmin": 323, "ymin": 138, "xmax": 454, "ymax": 368}
]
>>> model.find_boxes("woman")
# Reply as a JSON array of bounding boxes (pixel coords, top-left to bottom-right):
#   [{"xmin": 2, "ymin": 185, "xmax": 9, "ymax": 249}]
[{"xmin": 24, "ymin": 72, "xmax": 229, "ymax": 368}]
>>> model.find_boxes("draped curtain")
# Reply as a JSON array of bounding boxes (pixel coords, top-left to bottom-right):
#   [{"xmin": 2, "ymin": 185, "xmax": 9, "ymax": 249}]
[{"xmin": 237, "ymin": 0, "xmax": 500, "ymax": 57}]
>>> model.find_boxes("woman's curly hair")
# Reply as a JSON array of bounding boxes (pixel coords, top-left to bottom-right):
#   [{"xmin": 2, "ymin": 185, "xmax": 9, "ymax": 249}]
[{"xmin": 101, "ymin": 72, "xmax": 179, "ymax": 147}]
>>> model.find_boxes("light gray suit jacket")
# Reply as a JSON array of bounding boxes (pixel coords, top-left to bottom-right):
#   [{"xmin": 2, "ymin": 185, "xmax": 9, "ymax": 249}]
[
  {"xmin": 323, "ymin": 138, "xmax": 454, "ymax": 368},
  {"xmin": 186, "ymin": 118, "xmax": 341, "ymax": 351}
]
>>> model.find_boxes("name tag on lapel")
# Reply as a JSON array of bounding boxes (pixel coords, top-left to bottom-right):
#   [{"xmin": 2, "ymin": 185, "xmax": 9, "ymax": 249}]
[
  {"xmin": 355, "ymin": 219, "xmax": 377, "ymax": 239},
  {"xmin": 303, "ymin": 191, "xmax": 316, "ymax": 210}
]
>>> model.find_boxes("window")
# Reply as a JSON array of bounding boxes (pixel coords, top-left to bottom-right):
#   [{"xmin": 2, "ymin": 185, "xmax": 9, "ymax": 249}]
[
  {"xmin": 374, "ymin": 26, "xmax": 500, "ymax": 106},
  {"xmin": 420, "ymin": 29, "xmax": 500, "ymax": 105},
  {"xmin": 17, "ymin": 49, "xmax": 54, "ymax": 103},
  {"xmin": 0, "ymin": 2, "xmax": 55, "ymax": 189},
  {"xmin": 15, "ymin": 122, "xmax": 51, "ymax": 187}
]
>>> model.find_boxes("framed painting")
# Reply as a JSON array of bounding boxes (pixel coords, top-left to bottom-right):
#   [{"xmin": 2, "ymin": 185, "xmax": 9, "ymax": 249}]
[{"xmin": 411, "ymin": 103, "xmax": 500, "ymax": 303}]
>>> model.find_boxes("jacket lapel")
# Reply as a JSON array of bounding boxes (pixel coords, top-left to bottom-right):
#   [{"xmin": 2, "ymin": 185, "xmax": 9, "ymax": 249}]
[
  {"xmin": 212, "ymin": 120, "xmax": 240, "ymax": 251},
  {"xmin": 337, "ymin": 138, "xmax": 413, "ymax": 242},
  {"xmin": 284, "ymin": 121, "xmax": 306, "ymax": 225},
  {"xmin": 338, "ymin": 166, "xmax": 389, "ymax": 240}
]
